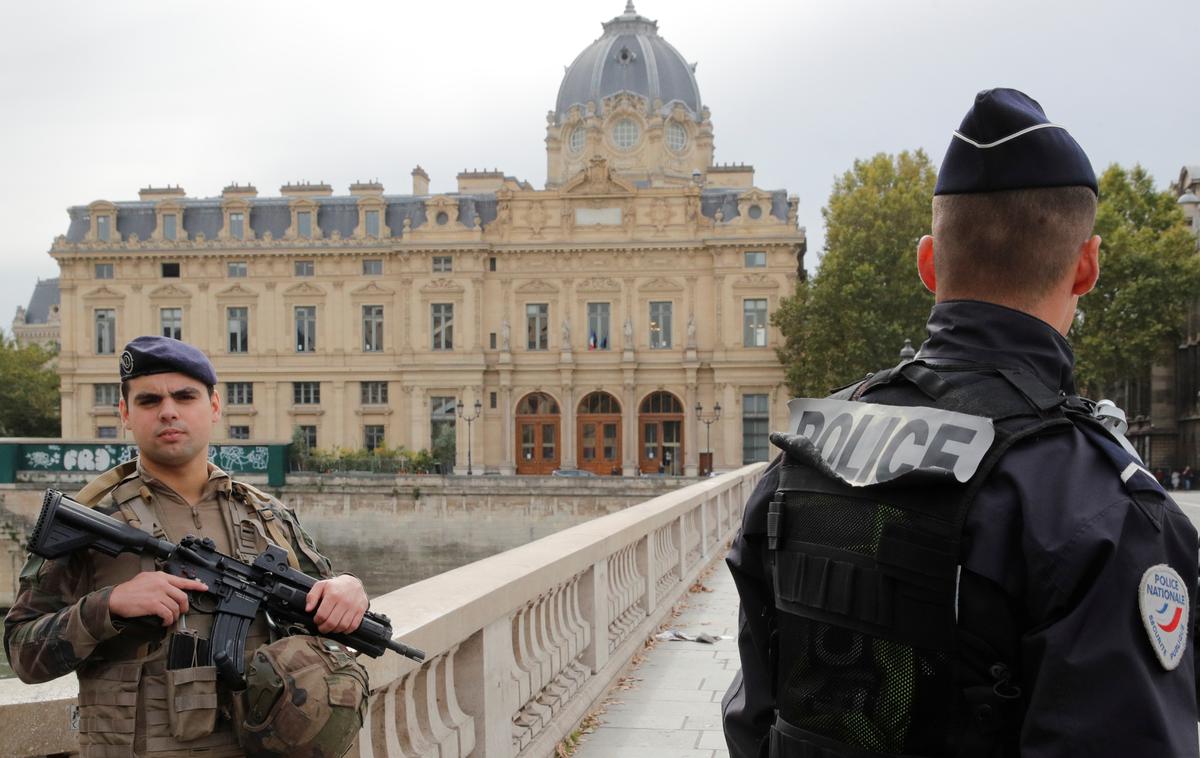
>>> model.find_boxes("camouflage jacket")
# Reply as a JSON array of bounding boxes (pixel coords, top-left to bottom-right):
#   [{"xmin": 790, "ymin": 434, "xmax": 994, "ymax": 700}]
[{"xmin": 4, "ymin": 465, "xmax": 336, "ymax": 686}]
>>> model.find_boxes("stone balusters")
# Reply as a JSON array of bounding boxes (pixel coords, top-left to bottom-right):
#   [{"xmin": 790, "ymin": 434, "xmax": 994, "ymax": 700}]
[{"xmin": 606, "ymin": 541, "xmax": 647, "ymax": 653}]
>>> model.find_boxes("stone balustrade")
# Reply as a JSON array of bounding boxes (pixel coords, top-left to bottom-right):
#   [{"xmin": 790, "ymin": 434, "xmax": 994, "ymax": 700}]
[{"xmin": 0, "ymin": 463, "xmax": 764, "ymax": 757}]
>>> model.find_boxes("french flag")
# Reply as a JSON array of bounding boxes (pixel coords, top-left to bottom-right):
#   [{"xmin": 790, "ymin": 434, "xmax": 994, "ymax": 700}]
[{"xmin": 589, "ymin": 331, "xmax": 597, "ymax": 350}]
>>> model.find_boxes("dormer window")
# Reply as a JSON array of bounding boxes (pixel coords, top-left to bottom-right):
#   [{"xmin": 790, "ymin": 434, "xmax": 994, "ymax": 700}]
[
  {"xmin": 365, "ymin": 210, "xmax": 380, "ymax": 237},
  {"xmin": 230, "ymin": 212, "xmax": 244, "ymax": 240},
  {"xmin": 163, "ymin": 213, "xmax": 178, "ymax": 241},
  {"xmin": 666, "ymin": 122, "xmax": 687, "ymax": 152},
  {"xmin": 297, "ymin": 211, "xmax": 313, "ymax": 239},
  {"xmin": 613, "ymin": 118, "xmax": 639, "ymax": 150},
  {"xmin": 97, "ymin": 215, "xmax": 111, "ymax": 242},
  {"xmin": 568, "ymin": 127, "xmax": 586, "ymax": 154}
]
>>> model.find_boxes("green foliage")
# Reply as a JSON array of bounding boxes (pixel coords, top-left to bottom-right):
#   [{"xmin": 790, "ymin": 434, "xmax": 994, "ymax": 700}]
[
  {"xmin": 0, "ymin": 332, "xmax": 60, "ymax": 437},
  {"xmin": 291, "ymin": 440, "xmax": 438, "ymax": 475},
  {"xmin": 430, "ymin": 422, "xmax": 456, "ymax": 473},
  {"xmin": 1072, "ymin": 164, "xmax": 1200, "ymax": 395},
  {"xmin": 773, "ymin": 151, "xmax": 936, "ymax": 396}
]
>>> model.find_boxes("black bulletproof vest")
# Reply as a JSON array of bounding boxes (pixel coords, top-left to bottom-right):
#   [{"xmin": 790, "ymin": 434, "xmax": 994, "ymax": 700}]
[{"xmin": 766, "ymin": 361, "xmax": 1078, "ymax": 758}]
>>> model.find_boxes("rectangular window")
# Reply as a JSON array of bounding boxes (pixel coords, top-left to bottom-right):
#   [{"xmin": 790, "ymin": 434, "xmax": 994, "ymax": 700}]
[
  {"xmin": 162, "ymin": 213, "xmax": 177, "ymax": 241},
  {"xmin": 526, "ymin": 303, "xmax": 549, "ymax": 350},
  {"xmin": 431, "ymin": 303, "xmax": 454, "ymax": 350},
  {"xmin": 294, "ymin": 260, "xmax": 314, "ymax": 277},
  {"xmin": 160, "ymin": 308, "xmax": 182, "ymax": 340},
  {"xmin": 430, "ymin": 395, "xmax": 457, "ymax": 464},
  {"xmin": 489, "ymin": 332, "xmax": 497, "ymax": 350},
  {"xmin": 364, "ymin": 425, "xmax": 385, "ymax": 452},
  {"xmin": 743, "ymin": 394, "xmax": 770, "ymax": 463},
  {"xmin": 293, "ymin": 382, "xmax": 320, "ymax": 405},
  {"xmin": 97, "ymin": 426, "xmax": 118, "ymax": 439},
  {"xmin": 587, "ymin": 302, "xmax": 610, "ymax": 350},
  {"xmin": 297, "ymin": 211, "xmax": 312, "ymax": 239},
  {"xmin": 489, "ymin": 257, "xmax": 497, "ymax": 272},
  {"xmin": 95, "ymin": 309, "xmax": 116, "ymax": 354},
  {"xmin": 744, "ymin": 251, "xmax": 767, "ymax": 268},
  {"xmin": 229, "ymin": 425, "xmax": 251, "ymax": 440},
  {"xmin": 490, "ymin": 391, "xmax": 497, "ymax": 409},
  {"xmin": 227, "ymin": 307, "xmax": 249, "ymax": 353},
  {"xmin": 94, "ymin": 383, "xmax": 120, "ymax": 407},
  {"xmin": 295, "ymin": 306, "xmax": 316, "ymax": 352},
  {"xmin": 298, "ymin": 425, "xmax": 317, "ymax": 450},
  {"xmin": 162, "ymin": 262, "xmax": 180, "ymax": 278},
  {"xmin": 94, "ymin": 263, "xmax": 113, "ymax": 280},
  {"xmin": 432, "ymin": 256, "xmax": 453, "ymax": 273},
  {"xmin": 743, "ymin": 298, "xmax": 768, "ymax": 347},
  {"xmin": 361, "ymin": 381, "xmax": 388, "ymax": 405},
  {"xmin": 229, "ymin": 212, "xmax": 245, "ymax": 240},
  {"xmin": 649, "ymin": 301, "xmax": 673, "ymax": 349},
  {"xmin": 362, "ymin": 258, "xmax": 383, "ymax": 276},
  {"xmin": 365, "ymin": 211, "xmax": 380, "ymax": 238},
  {"xmin": 362, "ymin": 305, "xmax": 384, "ymax": 352},
  {"xmin": 227, "ymin": 261, "xmax": 247, "ymax": 278},
  {"xmin": 96, "ymin": 215, "xmax": 110, "ymax": 242},
  {"xmin": 226, "ymin": 382, "xmax": 253, "ymax": 405}
]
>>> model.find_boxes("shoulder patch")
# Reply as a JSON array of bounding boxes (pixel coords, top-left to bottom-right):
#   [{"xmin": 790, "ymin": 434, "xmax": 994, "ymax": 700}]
[
  {"xmin": 1139, "ymin": 564, "xmax": 1189, "ymax": 671},
  {"xmin": 781, "ymin": 398, "xmax": 994, "ymax": 487}
]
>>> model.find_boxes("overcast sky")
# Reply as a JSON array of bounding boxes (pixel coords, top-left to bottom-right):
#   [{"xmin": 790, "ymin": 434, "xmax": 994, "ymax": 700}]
[{"xmin": 0, "ymin": 0, "xmax": 1196, "ymax": 333}]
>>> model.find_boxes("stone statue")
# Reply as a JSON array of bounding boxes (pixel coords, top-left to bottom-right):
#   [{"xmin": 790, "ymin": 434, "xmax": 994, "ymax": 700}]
[
  {"xmin": 686, "ymin": 313, "xmax": 697, "ymax": 349},
  {"xmin": 501, "ymin": 319, "xmax": 511, "ymax": 351},
  {"xmin": 623, "ymin": 317, "xmax": 633, "ymax": 344},
  {"xmin": 561, "ymin": 317, "xmax": 571, "ymax": 345}
]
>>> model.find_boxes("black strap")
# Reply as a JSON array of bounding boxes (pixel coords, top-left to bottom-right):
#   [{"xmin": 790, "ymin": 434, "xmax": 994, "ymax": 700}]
[{"xmin": 770, "ymin": 717, "xmax": 934, "ymax": 758}]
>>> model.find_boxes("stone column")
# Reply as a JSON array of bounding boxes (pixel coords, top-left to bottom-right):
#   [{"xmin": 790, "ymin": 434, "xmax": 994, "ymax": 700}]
[
  {"xmin": 331, "ymin": 380, "xmax": 347, "ymax": 449},
  {"xmin": 684, "ymin": 372, "xmax": 699, "ymax": 477},
  {"xmin": 622, "ymin": 375, "xmax": 638, "ymax": 476},
  {"xmin": 560, "ymin": 368, "xmax": 576, "ymax": 470},
  {"xmin": 721, "ymin": 382, "xmax": 737, "ymax": 469},
  {"xmin": 263, "ymin": 382, "xmax": 278, "ymax": 440},
  {"xmin": 410, "ymin": 386, "xmax": 426, "ymax": 452}
]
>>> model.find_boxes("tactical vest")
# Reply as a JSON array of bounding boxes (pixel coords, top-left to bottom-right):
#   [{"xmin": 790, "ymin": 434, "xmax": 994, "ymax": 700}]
[
  {"xmin": 765, "ymin": 361, "xmax": 1085, "ymax": 758},
  {"xmin": 70, "ymin": 460, "xmax": 318, "ymax": 758}
]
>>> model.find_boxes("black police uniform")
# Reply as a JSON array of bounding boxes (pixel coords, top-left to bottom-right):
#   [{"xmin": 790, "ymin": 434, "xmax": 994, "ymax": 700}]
[{"xmin": 722, "ymin": 300, "xmax": 1200, "ymax": 757}]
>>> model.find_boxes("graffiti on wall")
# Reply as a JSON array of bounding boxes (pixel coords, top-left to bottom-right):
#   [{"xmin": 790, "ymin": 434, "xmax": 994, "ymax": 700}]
[{"xmin": 21, "ymin": 444, "xmax": 272, "ymax": 473}]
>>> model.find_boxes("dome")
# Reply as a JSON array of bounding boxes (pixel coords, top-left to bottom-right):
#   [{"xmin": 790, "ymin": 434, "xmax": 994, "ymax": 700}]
[{"xmin": 555, "ymin": 2, "xmax": 702, "ymax": 123}]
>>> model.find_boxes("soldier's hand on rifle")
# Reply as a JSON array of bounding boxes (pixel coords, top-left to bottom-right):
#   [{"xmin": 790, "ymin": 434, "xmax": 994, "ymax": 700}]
[
  {"xmin": 109, "ymin": 571, "xmax": 209, "ymax": 627},
  {"xmin": 306, "ymin": 575, "xmax": 368, "ymax": 634}
]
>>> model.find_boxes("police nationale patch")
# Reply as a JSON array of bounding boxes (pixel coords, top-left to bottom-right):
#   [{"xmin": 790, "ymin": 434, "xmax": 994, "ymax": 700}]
[
  {"xmin": 120, "ymin": 350, "xmax": 134, "ymax": 375},
  {"xmin": 1139, "ymin": 564, "xmax": 1189, "ymax": 671}
]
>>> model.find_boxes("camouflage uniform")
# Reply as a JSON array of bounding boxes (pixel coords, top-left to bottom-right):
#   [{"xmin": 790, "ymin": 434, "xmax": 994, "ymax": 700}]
[{"xmin": 3, "ymin": 460, "xmax": 336, "ymax": 758}]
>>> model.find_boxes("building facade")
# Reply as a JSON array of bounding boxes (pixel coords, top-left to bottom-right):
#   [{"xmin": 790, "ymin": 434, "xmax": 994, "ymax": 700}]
[
  {"xmin": 11, "ymin": 278, "xmax": 60, "ymax": 350},
  {"xmin": 49, "ymin": 4, "xmax": 805, "ymax": 475}
]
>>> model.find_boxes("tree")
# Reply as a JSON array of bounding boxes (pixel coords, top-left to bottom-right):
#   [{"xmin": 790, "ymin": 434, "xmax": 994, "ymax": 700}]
[
  {"xmin": 1072, "ymin": 165, "xmax": 1200, "ymax": 396},
  {"xmin": 0, "ymin": 333, "xmax": 60, "ymax": 437},
  {"xmin": 773, "ymin": 151, "xmax": 936, "ymax": 397}
]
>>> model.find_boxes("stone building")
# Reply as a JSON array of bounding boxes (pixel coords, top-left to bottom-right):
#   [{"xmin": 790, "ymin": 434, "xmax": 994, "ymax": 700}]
[
  {"xmin": 11, "ymin": 278, "xmax": 60, "ymax": 350},
  {"xmin": 48, "ymin": 3, "xmax": 805, "ymax": 475}
]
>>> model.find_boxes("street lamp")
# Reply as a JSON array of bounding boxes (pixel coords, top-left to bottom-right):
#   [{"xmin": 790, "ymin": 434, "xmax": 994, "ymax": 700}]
[
  {"xmin": 695, "ymin": 401, "xmax": 722, "ymax": 475},
  {"xmin": 456, "ymin": 397, "xmax": 483, "ymax": 475}
]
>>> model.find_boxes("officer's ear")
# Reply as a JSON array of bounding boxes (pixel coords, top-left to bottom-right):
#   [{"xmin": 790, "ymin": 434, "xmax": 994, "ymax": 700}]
[
  {"xmin": 917, "ymin": 235, "xmax": 937, "ymax": 295},
  {"xmin": 1070, "ymin": 235, "xmax": 1101, "ymax": 297}
]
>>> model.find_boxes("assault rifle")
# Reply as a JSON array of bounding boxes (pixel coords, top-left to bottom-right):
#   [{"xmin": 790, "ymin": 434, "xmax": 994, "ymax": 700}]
[{"xmin": 28, "ymin": 489, "xmax": 425, "ymax": 687}]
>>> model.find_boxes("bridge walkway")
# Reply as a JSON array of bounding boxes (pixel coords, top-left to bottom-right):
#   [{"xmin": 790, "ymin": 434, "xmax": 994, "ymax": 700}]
[{"xmin": 573, "ymin": 556, "xmax": 737, "ymax": 758}]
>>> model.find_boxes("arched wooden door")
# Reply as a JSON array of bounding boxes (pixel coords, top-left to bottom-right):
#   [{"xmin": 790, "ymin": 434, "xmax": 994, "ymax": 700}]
[
  {"xmin": 639, "ymin": 391, "xmax": 684, "ymax": 475},
  {"xmin": 516, "ymin": 392, "xmax": 561, "ymax": 475},
  {"xmin": 577, "ymin": 392, "xmax": 622, "ymax": 475}
]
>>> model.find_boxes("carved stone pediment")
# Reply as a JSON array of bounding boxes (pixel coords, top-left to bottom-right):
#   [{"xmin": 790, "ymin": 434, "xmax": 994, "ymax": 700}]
[
  {"xmin": 215, "ymin": 283, "xmax": 257, "ymax": 299},
  {"xmin": 576, "ymin": 277, "xmax": 621, "ymax": 293},
  {"xmin": 515, "ymin": 279, "xmax": 560, "ymax": 294},
  {"xmin": 732, "ymin": 273, "xmax": 780, "ymax": 290},
  {"xmin": 562, "ymin": 157, "xmax": 637, "ymax": 196},
  {"xmin": 149, "ymin": 284, "xmax": 191, "ymax": 299},
  {"xmin": 82, "ymin": 285, "xmax": 122, "ymax": 300},
  {"xmin": 638, "ymin": 277, "xmax": 683, "ymax": 292},
  {"xmin": 420, "ymin": 278, "xmax": 464, "ymax": 294},
  {"xmin": 350, "ymin": 281, "xmax": 396, "ymax": 297},
  {"xmin": 282, "ymin": 282, "xmax": 326, "ymax": 298}
]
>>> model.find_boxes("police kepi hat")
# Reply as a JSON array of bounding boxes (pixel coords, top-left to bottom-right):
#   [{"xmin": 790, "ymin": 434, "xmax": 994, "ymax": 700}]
[
  {"xmin": 120, "ymin": 336, "xmax": 218, "ymax": 386},
  {"xmin": 934, "ymin": 88, "xmax": 1097, "ymax": 196}
]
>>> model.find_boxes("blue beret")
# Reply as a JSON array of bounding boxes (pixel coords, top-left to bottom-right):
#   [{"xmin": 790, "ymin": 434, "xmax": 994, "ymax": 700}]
[
  {"xmin": 935, "ymin": 88, "xmax": 1097, "ymax": 196},
  {"xmin": 120, "ymin": 336, "xmax": 218, "ymax": 386}
]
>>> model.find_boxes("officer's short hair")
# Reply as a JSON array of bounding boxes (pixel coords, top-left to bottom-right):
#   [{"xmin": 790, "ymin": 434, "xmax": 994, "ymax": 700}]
[{"xmin": 932, "ymin": 186, "xmax": 1097, "ymax": 304}]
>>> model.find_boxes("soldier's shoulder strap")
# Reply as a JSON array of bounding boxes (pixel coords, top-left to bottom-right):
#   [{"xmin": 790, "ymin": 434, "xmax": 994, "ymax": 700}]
[
  {"xmin": 230, "ymin": 480, "xmax": 302, "ymax": 570},
  {"xmin": 74, "ymin": 460, "xmax": 140, "ymax": 507}
]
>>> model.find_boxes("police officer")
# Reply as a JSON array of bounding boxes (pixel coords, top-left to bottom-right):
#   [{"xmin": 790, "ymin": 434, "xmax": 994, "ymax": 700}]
[
  {"xmin": 722, "ymin": 88, "xmax": 1200, "ymax": 757},
  {"xmin": 4, "ymin": 336, "xmax": 370, "ymax": 757}
]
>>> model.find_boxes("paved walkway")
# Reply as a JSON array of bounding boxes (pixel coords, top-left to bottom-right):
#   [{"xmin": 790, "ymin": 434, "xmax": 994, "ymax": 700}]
[{"xmin": 573, "ymin": 557, "xmax": 738, "ymax": 758}]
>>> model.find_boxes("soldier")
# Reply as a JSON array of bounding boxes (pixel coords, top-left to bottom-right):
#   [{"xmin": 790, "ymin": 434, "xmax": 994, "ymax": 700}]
[
  {"xmin": 722, "ymin": 89, "xmax": 1200, "ymax": 756},
  {"xmin": 4, "ymin": 336, "xmax": 370, "ymax": 757}
]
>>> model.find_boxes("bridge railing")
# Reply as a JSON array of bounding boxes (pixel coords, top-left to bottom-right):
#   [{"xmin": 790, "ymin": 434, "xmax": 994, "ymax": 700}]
[{"xmin": 0, "ymin": 463, "xmax": 764, "ymax": 758}]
